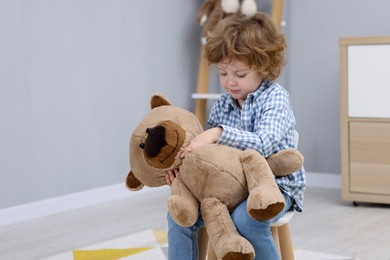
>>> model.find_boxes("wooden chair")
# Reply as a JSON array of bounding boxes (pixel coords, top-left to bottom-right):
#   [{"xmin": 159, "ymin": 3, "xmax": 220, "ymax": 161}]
[{"xmin": 270, "ymin": 211, "xmax": 295, "ymax": 260}]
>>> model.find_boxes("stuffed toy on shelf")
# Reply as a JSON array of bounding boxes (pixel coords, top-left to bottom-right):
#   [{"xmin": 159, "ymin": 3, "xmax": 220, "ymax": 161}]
[
  {"xmin": 126, "ymin": 93, "xmax": 304, "ymax": 260},
  {"xmin": 197, "ymin": 0, "xmax": 258, "ymax": 44}
]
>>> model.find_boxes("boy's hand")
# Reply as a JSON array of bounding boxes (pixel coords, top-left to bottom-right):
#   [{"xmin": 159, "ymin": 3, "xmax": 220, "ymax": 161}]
[
  {"xmin": 181, "ymin": 127, "xmax": 222, "ymax": 158},
  {"xmin": 165, "ymin": 128, "xmax": 222, "ymax": 185},
  {"xmin": 166, "ymin": 169, "xmax": 179, "ymax": 186}
]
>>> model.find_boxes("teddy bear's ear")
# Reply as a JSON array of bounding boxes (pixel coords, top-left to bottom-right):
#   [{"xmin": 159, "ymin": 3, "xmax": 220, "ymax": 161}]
[
  {"xmin": 126, "ymin": 171, "xmax": 144, "ymax": 191},
  {"xmin": 150, "ymin": 93, "xmax": 171, "ymax": 109}
]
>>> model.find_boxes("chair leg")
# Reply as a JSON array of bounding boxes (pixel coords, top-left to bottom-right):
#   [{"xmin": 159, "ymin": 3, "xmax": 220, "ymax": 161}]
[
  {"xmin": 198, "ymin": 227, "xmax": 209, "ymax": 260},
  {"xmin": 207, "ymin": 245, "xmax": 218, "ymax": 260},
  {"xmin": 278, "ymin": 223, "xmax": 294, "ymax": 260},
  {"xmin": 271, "ymin": 226, "xmax": 281, "ymax": 258},
  {"xmin": 197, "ymin": 227, "xmax": 221, "ymax": 260}
]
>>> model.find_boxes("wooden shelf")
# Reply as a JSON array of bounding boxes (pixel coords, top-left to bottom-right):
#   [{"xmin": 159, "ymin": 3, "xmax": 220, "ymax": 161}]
[{"xmin": 192, "ymin": 93, "xmax": 222, "ymax": 100}]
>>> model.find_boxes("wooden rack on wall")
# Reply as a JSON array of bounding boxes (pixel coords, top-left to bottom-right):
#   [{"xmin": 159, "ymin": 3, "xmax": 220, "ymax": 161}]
[{"xmin": 192, "ymin": 0, "xmax": 284, "ymax": 127}]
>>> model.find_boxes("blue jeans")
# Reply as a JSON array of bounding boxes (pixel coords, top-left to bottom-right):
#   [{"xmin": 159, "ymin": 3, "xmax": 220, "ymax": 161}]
[{"xmin": 167, "ymin": 190, "xmax": 293, "ymax": 260}]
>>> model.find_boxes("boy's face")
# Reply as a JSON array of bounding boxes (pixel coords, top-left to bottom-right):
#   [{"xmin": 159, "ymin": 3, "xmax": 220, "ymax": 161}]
[{"xmin": 218, "ymin": 60, "xmax": 263, "ymax": 108}]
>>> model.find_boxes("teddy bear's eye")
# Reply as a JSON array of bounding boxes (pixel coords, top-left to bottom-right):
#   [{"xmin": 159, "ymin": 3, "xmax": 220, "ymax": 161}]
[
  {"xmin": 146, "ymin": 128, "xmax": 151, "ymax": 133},
  {"xmin": 139, "ymin": 143, "xmax": 145, "ymax": 149}
]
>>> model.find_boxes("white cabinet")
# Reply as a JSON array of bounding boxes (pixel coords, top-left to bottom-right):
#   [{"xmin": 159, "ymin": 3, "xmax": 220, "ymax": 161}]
[{"xmin": 340, "ymin": 36, "xmax": 390, "ymax": 204}]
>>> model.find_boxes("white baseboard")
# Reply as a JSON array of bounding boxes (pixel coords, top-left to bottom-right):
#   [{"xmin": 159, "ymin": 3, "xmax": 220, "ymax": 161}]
[
  {"xmin": 0, "ymin": 172, "xmax": 340, "ymax": 227},
  {"xmin": 0, "ymin": 184, "xmax": 168, "ymax": 227},
  {"xmin": 305, "ymin": 172, "xmax": 341, "ymax": 189}
]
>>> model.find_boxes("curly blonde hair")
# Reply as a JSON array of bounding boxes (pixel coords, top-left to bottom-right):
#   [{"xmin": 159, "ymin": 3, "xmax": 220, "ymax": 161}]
[{"xmin": 204, "ymin": 12, "xmax": 286, "ymax": 81}]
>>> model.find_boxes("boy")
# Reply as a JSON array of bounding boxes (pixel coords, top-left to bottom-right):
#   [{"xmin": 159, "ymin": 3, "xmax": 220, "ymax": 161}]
[{"xmin": 167, "ymin": 12, "xmax": 305, "ymax": 260}]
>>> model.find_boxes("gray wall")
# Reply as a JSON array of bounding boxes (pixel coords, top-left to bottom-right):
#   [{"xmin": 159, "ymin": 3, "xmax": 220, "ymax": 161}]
[
  {"xmin": 284, "ymin": 0, "xmax": 390, "ymax": 174},
  {"xmin": 0, "ymin": 0, "xmax": 200, "ymax": 208},
  {"xmin": 2, "ymin": 0, "xmax": 390, "ymax": 209}
]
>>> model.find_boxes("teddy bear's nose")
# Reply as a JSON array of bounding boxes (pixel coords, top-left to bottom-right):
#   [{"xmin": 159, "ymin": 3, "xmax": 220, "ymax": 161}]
[{"xmin": 144, "ymin": 125, "xmax": 167, "ymax": 158}]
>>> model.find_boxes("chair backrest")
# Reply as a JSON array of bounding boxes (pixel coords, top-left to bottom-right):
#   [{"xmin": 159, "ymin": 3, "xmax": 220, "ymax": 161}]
[{"xmin": 293, "ymin": 130, "xmax": 299, "ymax": 149}]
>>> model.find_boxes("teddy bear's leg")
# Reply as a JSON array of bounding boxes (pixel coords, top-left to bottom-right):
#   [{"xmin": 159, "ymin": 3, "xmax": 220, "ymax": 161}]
[
  {"xmin": 201, "ymin": 198, "xmax": 254, "ymax": 260},
  {"xmin": 168, "ymin": 178, "xmax": 200, "ymax": 227},
  {"xmin": 241, "ymin": 149, "xmax": 285, "ymax": 221}
]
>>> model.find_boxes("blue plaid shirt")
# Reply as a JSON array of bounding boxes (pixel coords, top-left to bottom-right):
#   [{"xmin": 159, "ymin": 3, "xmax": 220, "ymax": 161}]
[{"xmin": 208, "ymin": 80, "xmax": 305, "ymax": 212}]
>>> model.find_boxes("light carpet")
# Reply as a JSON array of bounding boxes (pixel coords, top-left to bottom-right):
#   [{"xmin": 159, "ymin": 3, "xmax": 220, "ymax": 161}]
[
  {"xmin": 42, "ymin": 229, "xmax": 168, "ymax": 260},
  {"xmin": 43, "ymin": 229, "xmax": 359, "ymax": 260}
]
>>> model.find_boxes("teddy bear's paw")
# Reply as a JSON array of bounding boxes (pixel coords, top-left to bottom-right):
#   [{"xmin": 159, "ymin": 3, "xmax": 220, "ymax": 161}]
[
  {"xmin": 223, "ymin": 252, "xmax": 254, "ymax": 260},
  {"xmin": 199, "ymin": 14, "xmax": 208, "ymax": 25},
  {"xmin": 167, "ymin": 195, "xmax": 198, "ymax": 227},
  {"xmin": 247, "ymin": 188, "xmax": 285, "ymax": 221},
  {"xmin": 200, "ymin": 37, "xmax": 207, "ymax": 45},
  {"xmin": 240, "ymin": 0, "xmax": 257, "ymax": 15},
  {"xmin": 221, "ymin": 0, "xmax": 240, "ymax": 14},
  {"xmin": 217, "ymin": 234, "xmax": 254, "ymax": 260}
]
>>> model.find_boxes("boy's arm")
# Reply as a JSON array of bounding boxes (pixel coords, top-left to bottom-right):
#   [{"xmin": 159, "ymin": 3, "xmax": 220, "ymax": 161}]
[{"xmin": 210, "ymin": 88, "xmax": 295, "ymax": 157}]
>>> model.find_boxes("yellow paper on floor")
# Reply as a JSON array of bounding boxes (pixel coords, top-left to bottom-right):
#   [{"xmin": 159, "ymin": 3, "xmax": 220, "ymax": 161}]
[{"xmin": 73, "ymin": 247, "xmax": 152, "ymax": 260}]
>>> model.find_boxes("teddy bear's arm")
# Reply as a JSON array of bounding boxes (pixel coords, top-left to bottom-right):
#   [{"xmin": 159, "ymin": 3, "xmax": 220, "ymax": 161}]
[
  {"xmin": 126, "ymin": 171, "xmax": 144, "ymax": 191},
  {"xmin": 266, "ymin": 148, "xmax": 304, "ymax": 177},
  {"xmin": 168, "ymin": 178, "xmax": 199, "ymax": 227}
]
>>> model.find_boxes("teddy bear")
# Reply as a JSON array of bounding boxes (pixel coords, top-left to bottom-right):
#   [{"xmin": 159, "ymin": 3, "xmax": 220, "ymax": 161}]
[
  {"xmin": 197, "ymin": 0, "xmax": 258, "ymax": 43},
  {"xmin": 126, "ymin": 93, "xmax": 304, "ymax": 260}
]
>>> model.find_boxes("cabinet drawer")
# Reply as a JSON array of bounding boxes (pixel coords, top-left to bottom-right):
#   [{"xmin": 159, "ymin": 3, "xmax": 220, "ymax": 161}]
[
  {"xmin": 349, "ymin": 122, "xmax": 390, "ymax": 195},
  {"xmin": 348, "ymin": 44, "xmax": 390, "ymax": 118}
]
